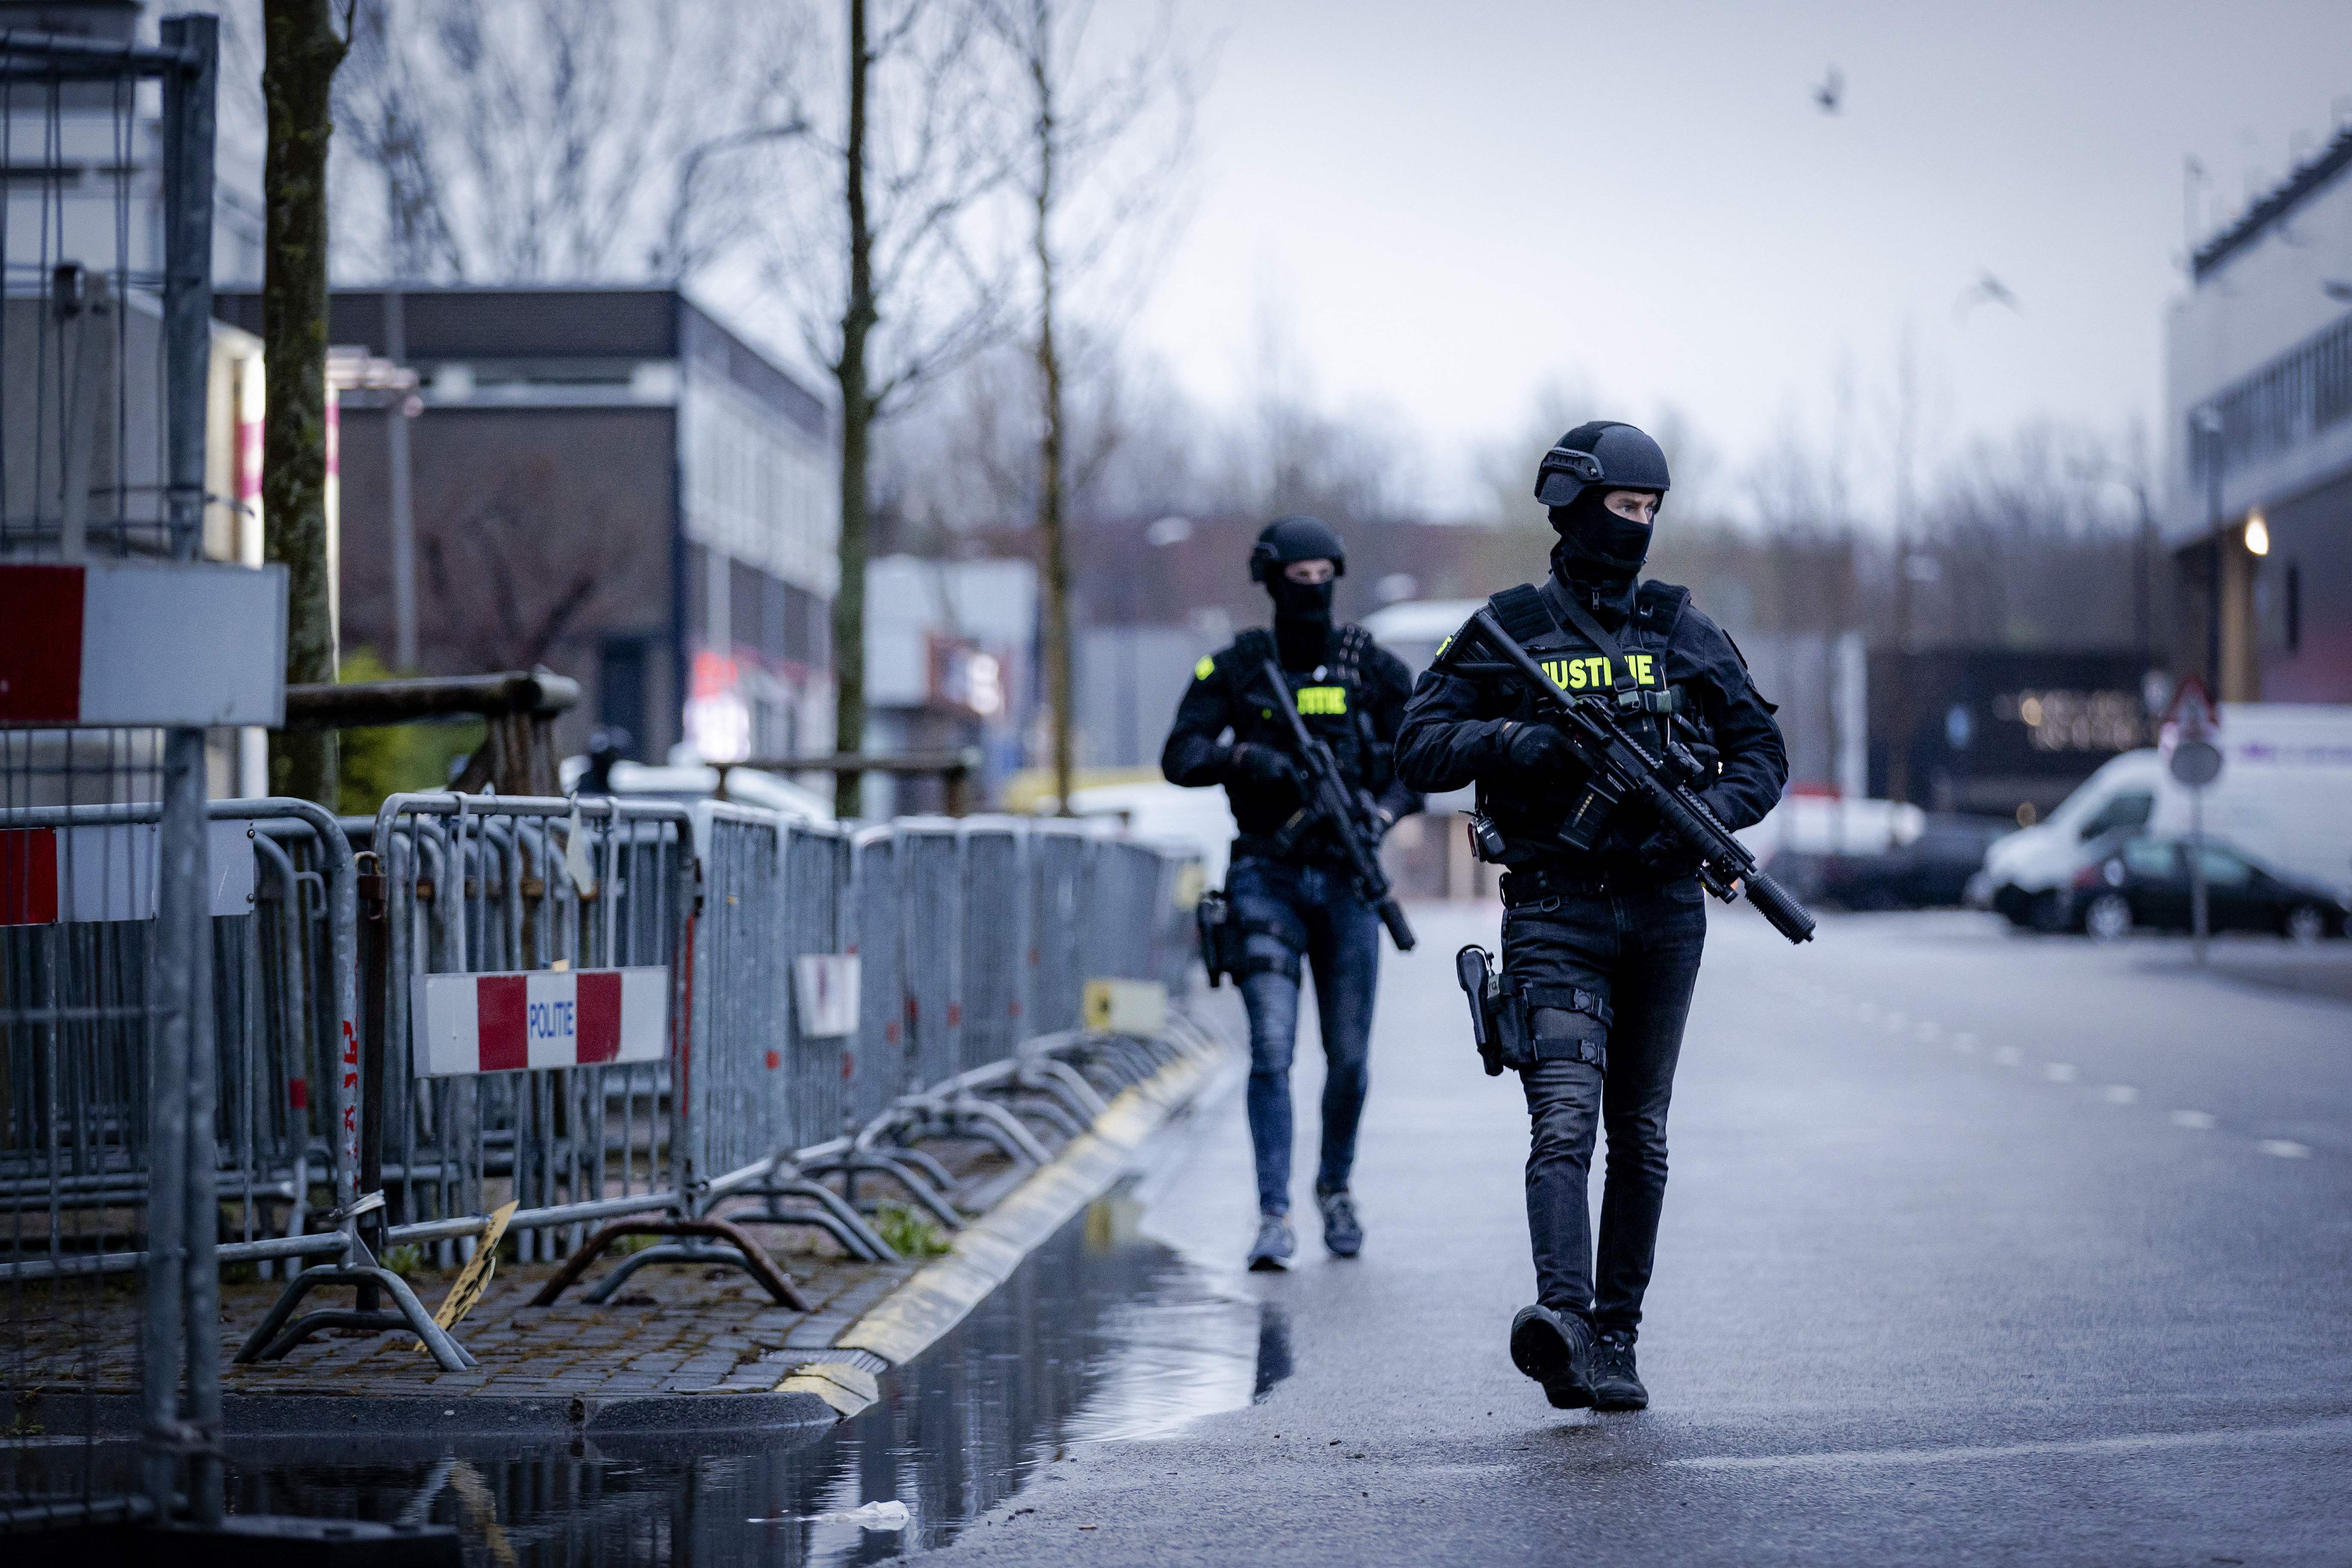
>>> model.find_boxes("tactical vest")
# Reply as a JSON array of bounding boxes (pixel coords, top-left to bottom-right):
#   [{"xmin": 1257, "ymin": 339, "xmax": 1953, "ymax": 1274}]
[
  {"xmin": 1472, "ymin": 579, "xmax": 1693, "ymax": 857},
  {"xmin": 1224, "ymin": 623, "xmax": 1391, "ymax": 793}
]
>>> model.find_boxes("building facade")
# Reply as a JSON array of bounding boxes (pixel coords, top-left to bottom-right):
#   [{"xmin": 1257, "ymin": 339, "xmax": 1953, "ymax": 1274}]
[
  {"xmin": 215, "ymin": 286, "xmax": 838, "ymax": 763},
  {"xmin": 2164, "ymin": 127, "xmax": 2352, "ymax": 704},
  {"xmin": 863, "ymin": 554, "xmax": 1037, "ymax": 814}
]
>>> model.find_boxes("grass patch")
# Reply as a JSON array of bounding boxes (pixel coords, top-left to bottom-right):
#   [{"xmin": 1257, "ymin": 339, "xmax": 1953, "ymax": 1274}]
[{"xmin": 873, "ymin": 1202, "xmax": 951, "ymax": 1258}]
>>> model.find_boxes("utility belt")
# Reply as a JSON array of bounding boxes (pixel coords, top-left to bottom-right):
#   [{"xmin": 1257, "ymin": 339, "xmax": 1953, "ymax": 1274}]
[
  {"xmin": 1229, "ymin": 833, "xmax": 1344, "ymax": 867},
  {"xmin": 1453, "ymin": 944, "xmax": 1610, "ymax": 1078},
  {"xmin": 1497, "ymin": 864, "xmax": 1620, "ymax": 907}
]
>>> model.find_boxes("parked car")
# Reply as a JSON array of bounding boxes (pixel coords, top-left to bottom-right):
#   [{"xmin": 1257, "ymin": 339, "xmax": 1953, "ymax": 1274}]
[
  {"xmin": 2049, "ymin": 832, "xmax": 2347, "ymax": 942},
  {"xmin": 557, "ymin": 755, "xmax": 836, "ymax": 820},
  {"xmin": 1979, "ymin": 703, "xmax": 2352, "ymax": 925},
  {"xmin": 1770, "ymin": 812, "xmax": 2012, "ymax": 911}
]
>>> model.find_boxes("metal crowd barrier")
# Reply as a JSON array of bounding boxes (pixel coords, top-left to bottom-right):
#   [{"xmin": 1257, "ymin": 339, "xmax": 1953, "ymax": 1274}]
[
  {"xmin": 236, "ymin": 792, "xmax": 739, "ymax": 1365},
  {"xmin": 9, "ymin": 786, "xmax": 1216, "ymax": 1376},
  {"xmin": 1, "ymin": 799, "xmax": 360, "ymax": 1290}
]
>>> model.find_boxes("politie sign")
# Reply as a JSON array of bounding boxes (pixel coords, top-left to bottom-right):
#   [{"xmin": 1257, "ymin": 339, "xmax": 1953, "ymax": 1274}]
[{"xmin": 412, "ymin": 967, "xmax": 668, "ymax": 1076}]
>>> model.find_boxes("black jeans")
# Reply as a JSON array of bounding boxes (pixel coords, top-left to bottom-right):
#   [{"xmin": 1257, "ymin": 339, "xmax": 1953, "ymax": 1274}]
[
  {"xmin": 1227, "ymin": 855, "xmax": 1380, "ymax": 1217},
  {"xmin": 1505, "ymin": 877, "xmax": 1707, "ymax": 1340}
]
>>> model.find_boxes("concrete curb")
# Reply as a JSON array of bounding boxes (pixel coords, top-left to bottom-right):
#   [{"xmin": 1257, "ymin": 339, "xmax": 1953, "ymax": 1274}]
[
  {"xmin": 7, "ymin": 1035, "xmax": 1228, "ymax": 1447},
  {"xmin": 777, "ymin": 1041, "xmax": 1223, "ymax": 1418}
]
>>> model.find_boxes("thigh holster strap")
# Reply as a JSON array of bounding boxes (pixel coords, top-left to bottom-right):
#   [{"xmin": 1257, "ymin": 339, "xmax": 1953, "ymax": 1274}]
[
  {"xmin": 1519, "ymin": 985, "xmax": 1611, "ymax": 1031},
  {"xmin": 1237, "ymin": 930, "xmax": 1302, "ymax": 983},
  {"xmin": 1517, "ymin": 985, "xmax": 1608, "ymax": 1071}
]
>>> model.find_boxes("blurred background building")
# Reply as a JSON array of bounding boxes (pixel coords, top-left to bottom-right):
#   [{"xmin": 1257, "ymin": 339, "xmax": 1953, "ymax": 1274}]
[
  {"xmin": 214, "ymin": 286, "xmax": 839, "ymax": 766},
  {"xmin": 2166, "ymin": 123, "xmax": 2352, "ymax": 705},
  {"xmin": 860, "ymin": 553, "xmax": 1035, "ymax": 815}
]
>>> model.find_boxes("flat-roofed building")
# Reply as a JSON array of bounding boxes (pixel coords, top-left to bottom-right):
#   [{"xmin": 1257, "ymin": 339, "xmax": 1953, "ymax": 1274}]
[
  {"xmin": 2165, "ymin": 126, "xmax": 2352, "ymax": 703},
  {"xmin": 215, "ymin": 285, "xmax": 838, "ymax": 763}
]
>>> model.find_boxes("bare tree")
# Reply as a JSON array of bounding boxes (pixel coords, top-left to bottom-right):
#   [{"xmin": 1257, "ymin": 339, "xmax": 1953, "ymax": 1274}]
[
  {"xmin": 1908, "ymin": 422, "xmax": 2143, "ymax": 650},
  {"xmin": 331, "ymin": 0, "xmax": 803, "ymax": 281},
  {"xmin": 984, "ymin": 0, "xmax": 1196, "ymax": 807},
  {"xmin": 761, "ymin": 1, "xmax": 1021, "ymax": 815},
  {"xmin": 262, "ymin": 0, "xmax": 355, "ymax": 808},
  {"xmin": 415, "ymin": 453, "xmax": 635, "ymax": 672},
  {"xmin": 872, "ymin": 332, "xmax": 1211, "ymax": 548}
]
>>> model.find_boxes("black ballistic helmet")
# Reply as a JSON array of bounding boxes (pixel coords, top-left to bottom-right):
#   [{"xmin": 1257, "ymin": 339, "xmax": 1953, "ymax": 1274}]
[
  {"xmin": 1534, "ymin": 421, "xmax": 1672, "ymax": 508},
  {"xmin": 1248, "ymin": 514, "xmax": 1347, "ymax": 582}
]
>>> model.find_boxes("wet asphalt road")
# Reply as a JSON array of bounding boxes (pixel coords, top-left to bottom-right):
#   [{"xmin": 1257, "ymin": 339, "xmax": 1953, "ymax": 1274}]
[{"xmin": 932, "ymin": 904, "xmax": 2352, "ymax": 1567}]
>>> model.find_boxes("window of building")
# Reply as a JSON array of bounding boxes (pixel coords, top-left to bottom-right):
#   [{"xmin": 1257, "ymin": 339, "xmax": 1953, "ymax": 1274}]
[{"xmin": 2189, "ymin": 311, "xmax": 2352, "ymax": 487}]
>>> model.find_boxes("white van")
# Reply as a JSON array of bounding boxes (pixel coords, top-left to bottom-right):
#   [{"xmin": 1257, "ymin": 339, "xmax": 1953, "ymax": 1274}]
[{"xmin": 1980, "ymin": 703, "xmax": 2352, "ymax": 924}]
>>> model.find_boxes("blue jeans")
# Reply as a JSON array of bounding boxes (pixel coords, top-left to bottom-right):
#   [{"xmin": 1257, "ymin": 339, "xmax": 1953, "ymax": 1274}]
[
  {"xmin": 1228, "ymin": 856, "xmax": 1380, "ymax": 1218},
  {"xmin": 1505, "ymin": 877, "xmax": 1707, "ymax": 1340}
]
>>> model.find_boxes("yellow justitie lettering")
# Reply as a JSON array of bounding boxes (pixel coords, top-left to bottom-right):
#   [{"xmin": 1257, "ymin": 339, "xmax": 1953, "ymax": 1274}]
[
  {"xmin": 1632, "ymin": 653, "xmax": 1653, "ymax": 684},
  {"xmin": 1295, "ymin": 686, "xmax": 1347, "ymax": 715}
]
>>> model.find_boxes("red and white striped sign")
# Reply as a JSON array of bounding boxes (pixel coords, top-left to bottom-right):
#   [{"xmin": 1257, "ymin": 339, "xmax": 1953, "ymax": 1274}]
[
  {"xmin": 0, "ymin": 561, "xmax": 286, "ymax": 728},
  {"xmin": 1, "ymin": 821, "xmax": 255, "ymax": 926},
  {"xmin": 411, "ymin": 968, "xmax": 668, "ymax": 1077}
]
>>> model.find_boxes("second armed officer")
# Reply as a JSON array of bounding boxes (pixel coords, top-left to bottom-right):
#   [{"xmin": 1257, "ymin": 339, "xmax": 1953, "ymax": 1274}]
[{"xmin": 1162, "ymin": 516, "xmax": 1422, "ymax": 1270}]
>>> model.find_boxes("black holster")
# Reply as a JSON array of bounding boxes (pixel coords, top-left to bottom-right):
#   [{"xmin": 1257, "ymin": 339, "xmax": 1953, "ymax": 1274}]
[
  {"xmin": 1455, "ymin": 948, "xmax": 1611, "ymax": 1075},
  {"xmin": 1454, "ymin": 945, "xmax": 1505, "ymax": 1077},
  {"xmin": 1197, "ymin": 889, "xmax": 1241, "ymax": 988}
]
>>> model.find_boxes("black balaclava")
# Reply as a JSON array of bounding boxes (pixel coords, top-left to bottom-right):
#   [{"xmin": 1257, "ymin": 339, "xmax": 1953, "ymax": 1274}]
[
  {"xmin": 1548, "ymin": 493, "xmax": 1654, "ymax": 625},
  {"xmin": 1270, "ymin": 574, "xmax": 1335, "ymax": 670}
]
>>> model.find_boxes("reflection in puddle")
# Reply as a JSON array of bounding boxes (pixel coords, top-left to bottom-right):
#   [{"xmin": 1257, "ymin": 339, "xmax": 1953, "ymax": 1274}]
[
  {"xmin": 1254, "ymin": 1303, "xmax": 1292, "ymax": 1403},
  {"xmin": 30, "ymin": 1195, "xmax": 1288, "ymax": 1565}
]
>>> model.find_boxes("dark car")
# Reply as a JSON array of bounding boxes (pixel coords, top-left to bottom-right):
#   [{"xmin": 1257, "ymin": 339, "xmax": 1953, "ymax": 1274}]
[
  {"xmin": 2064, "ymin": 833, "xmax": 2348, "ymax": 942},
  {"xmin": 1768, "ymin": 813, "xmax": 2013, "ymax": 911}
]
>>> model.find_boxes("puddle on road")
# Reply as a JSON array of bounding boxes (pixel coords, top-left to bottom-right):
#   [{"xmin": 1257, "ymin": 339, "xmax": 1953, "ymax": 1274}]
[{"xmin": 87, "ymin": 1197, "xmax": 1280, "ymax": 1565}]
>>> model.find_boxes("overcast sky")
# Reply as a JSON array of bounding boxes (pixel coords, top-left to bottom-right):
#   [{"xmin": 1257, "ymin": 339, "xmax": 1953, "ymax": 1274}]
[{"xmin": 1117, "ymin": 0, "xmax": 2352, "ymax": 519}]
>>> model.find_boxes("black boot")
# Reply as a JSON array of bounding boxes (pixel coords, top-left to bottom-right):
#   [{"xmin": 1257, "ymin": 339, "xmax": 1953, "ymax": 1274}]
[
  {"xmin": 1509, "ymin": 1305, "xmax": 1595, "ymax": 1409},
  {"xmin": 1592, "ymin": 1330, "xmax": 1648, "ymax": 1410}
]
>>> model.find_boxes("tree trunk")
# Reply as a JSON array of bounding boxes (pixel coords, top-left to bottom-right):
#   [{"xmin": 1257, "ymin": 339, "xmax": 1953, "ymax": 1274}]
[
  {"xmin": 1029, "ymin": 0, "xmax": 1076, "ymax": 814},
  {"xmin": 830, "ymin": 0, "xmax": 877, "ymax": 819},
  {"xmin": 261, "ymin": 0, "xmax": 348, "ymax": 807}
]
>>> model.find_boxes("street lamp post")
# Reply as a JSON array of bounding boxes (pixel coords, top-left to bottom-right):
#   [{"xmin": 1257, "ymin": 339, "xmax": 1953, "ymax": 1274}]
[{"xmin": 2198, "ymin": 407, "xmax": 2224, "ymax": 694}]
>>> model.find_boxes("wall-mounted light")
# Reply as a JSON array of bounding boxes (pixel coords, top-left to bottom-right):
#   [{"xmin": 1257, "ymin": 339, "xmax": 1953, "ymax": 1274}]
[{"xmin": 2245, "ymin": 512, "xmax": 2270, "ymax": 556}]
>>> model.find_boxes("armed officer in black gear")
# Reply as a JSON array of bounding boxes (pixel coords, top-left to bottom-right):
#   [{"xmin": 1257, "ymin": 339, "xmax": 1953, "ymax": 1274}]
[
  {"xmin": 1395, "ymin": 422, "xmax": 1787, "ymax": 1411},
  {"xmin": 1162, "ymin": 516, "xmax": 1422, "ymax": 1270}
]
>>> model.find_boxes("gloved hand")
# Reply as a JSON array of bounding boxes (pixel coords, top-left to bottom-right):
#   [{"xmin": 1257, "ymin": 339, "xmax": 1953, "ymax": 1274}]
[
  {"xmin": 1229, "ymin": 743, "xmax": 1298, "ymax": 789},
  {"xmin": 1633, "ymin": 824, "xmax": 1698, "ymax": 874},
  {"xmin": 1501, "ymin": 721, "xmax": 1575, "ymax": 778}
]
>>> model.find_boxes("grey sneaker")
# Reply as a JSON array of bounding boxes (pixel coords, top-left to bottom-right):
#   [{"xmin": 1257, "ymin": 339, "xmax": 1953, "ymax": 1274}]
[
  {"xmin": 1247, "ymin": 1213, "xmax": 1295, "ymax": 1271},
  {"xmin": 1317, "ymin": 1189, "xmax": 1363, "ymax": 1258},
  {"xmin": 1509, "ymin": 1304, "xmax": 1595, "ymax": 1409},
  {"xmin": 1592, "ymin": 1330, "xmax": 1648, "ymax": 1410}
]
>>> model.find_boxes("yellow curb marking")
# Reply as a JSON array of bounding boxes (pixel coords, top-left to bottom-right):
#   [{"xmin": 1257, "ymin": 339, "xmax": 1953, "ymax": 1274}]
[
  {"xmin": 833, "ymin": 1048, "xmax": 1214, "ymax": 1370},
  {"xmin": 774, "ymin": 1361, "xmax": 882, "ymax": 1416}
]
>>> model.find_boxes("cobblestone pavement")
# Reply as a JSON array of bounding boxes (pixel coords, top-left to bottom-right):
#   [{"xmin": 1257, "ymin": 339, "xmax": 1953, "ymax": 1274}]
[
  {"xmin": 11, "ymin": 1239, "xmax": 921, "ymax": 1404},
  {"xmin": 0, "ymin": 1126, "xmax": 1055, "ymax": 1415}
]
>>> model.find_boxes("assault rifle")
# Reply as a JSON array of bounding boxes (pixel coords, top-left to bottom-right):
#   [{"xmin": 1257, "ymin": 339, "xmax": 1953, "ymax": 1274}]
[
  {"xmin": 1458, "ymin": 609, "xmax": 1817, "ymax": 945},
  {"xmin": 1254, "ymin": 659, "xmax": 1417, "ymax": 952}
]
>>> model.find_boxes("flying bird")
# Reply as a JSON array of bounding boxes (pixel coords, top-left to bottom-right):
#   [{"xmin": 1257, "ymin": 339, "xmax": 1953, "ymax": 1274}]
[
  {"xmin": 1813, "ymin": 67, "xmax": 1843, "ymax": 114},
  {"xmin": 1954, "ymin": 272, "xmax": 2022, "ymax": 321}
]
